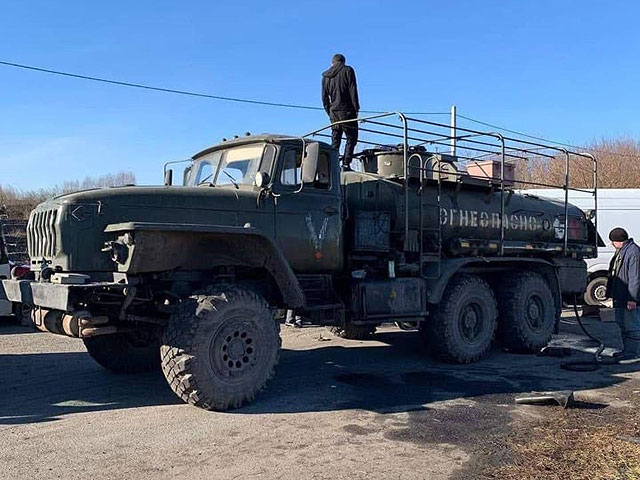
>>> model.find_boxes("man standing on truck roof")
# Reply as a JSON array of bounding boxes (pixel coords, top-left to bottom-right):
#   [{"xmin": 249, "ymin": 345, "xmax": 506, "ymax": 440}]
[
  {"xmin": 606, "ymin": 227, "xmax": 640, "ymax": 361},
  {"xmin": 322, "ymin": 53, "xmax": 360, "ymax": 170}
]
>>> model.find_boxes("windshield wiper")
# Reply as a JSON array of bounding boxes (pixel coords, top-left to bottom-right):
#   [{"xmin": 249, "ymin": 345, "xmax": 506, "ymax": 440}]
[
  {"xmin": 197, "ymin": 173, "xmax": 215, "ymax": 186},
  {"xmin": 221, "ymin": 170, "xmax": 240, "ymax": 189}
]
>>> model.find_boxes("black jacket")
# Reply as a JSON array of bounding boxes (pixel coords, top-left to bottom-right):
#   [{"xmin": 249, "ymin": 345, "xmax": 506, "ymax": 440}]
[
  {"xmin": 322, "ymin": 63, "xmax": 359, "ymax": 115},
  {"xmin": 606, "ymin": 238, "xmax": 640, "ymax": 307}
]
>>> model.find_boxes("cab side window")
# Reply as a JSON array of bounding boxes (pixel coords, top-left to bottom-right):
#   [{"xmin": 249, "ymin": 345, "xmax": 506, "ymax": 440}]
[
  {"xmin": 314, "ymin": 151, "xmax": 331, "ymax": 189},
  {"xmin": 280, "ymin": 148, "xmax": 302, "ymax": 186}
]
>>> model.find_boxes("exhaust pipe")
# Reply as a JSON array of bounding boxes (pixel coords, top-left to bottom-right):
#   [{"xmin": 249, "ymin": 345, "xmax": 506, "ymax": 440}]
[{"xmin": 31, "ymin": 309, "xmax": 109, "ymax": 338}]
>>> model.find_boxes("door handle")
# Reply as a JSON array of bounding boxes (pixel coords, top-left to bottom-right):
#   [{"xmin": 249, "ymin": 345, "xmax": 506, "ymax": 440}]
[{"xmin": 324, "ymin": 206, "xmax": 339, "ymax": 215}]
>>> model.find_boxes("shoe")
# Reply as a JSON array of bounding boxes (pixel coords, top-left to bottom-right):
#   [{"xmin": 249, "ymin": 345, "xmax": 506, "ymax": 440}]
[
  {"xmin": 615, "ymin": 352, "xmax": 638, "ymax": 362},
  {"xmin": 285, "ymin": 316, "xmax": 303, "ymax": 328},
  {"xmin": 613, "ymin": 336, "xmax": 640, "ymax": 362}
]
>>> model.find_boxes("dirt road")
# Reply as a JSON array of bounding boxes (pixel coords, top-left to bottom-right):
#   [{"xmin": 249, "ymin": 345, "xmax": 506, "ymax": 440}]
[{"xmin": 1, "ymin": 310, "xmax": 638, "ymax": 479}]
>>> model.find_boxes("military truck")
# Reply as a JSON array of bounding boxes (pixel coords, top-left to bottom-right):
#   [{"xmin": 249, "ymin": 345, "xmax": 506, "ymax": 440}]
[{"xmin": 1, "ymin": 113, "xmax": 598, "ymax": 410}]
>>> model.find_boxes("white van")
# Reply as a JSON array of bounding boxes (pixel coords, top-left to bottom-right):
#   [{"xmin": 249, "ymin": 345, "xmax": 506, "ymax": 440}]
[{"xmin": 521, "ymin": 188, "xmax": 640, "ymax": 305}]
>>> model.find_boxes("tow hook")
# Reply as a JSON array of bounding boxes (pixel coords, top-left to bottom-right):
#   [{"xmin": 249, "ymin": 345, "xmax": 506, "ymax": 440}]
[{"xmin": 102, "ymin": 240, "xmax": 129, "ymax": 264}]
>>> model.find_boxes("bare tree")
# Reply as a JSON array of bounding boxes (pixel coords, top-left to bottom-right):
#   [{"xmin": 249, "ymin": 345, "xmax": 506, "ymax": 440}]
[
  {"xmin": 514, "ymin": 136, "xmax": 640, "ymax": 189},
  {"xmin": 0, "ymin": 171, "xmax": 136, "ymax": 219}
]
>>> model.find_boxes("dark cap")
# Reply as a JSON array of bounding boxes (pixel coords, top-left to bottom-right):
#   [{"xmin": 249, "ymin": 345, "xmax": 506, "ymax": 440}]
[{"xmin": 609, "ymin": 227, "xmax": 629, "ymax": 242}]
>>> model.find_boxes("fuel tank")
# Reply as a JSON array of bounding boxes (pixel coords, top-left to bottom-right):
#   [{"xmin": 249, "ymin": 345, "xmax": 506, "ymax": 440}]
[{"xmin": 342, "ymin": 164, "xmax": 596, "ymax": 255}]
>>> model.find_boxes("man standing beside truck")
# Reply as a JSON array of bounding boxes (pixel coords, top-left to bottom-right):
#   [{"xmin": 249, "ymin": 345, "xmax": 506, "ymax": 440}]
[
  {"xmin": 322, "ymin": 53, "xmax": 359, "ymax": 169},
  {"xmin": 606, "ymin": 227, "xmax": 640, "ymax": 361}
]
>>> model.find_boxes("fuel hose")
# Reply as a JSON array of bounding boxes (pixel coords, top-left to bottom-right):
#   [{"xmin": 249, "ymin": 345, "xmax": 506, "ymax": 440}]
[{"xmin": 559, "ymin": 295, "xmax": 606, "ymax": 372}]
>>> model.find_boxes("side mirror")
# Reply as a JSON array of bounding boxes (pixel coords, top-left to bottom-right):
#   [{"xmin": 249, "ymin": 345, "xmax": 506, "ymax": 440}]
[
  {"xmin": 301, "ymin": 142, "xmax": 320, "ymax": 184},
  {"xmin": 164, "ymin": 169, "xmax": 173, "ymax": 186},
  {"xmin": 183, "ymin": 165, "xmax": 192, "ymax": 185},
  {"xmin": 255, "ymin": 171, "xmax": 271, "ymax": 188}
]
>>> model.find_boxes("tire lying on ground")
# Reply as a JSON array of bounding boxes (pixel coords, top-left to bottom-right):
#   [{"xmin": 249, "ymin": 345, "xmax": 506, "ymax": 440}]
[
  {"xmin": 496, "ymin": 271, "xmax": 556, "ymax": 353},
  {"xmin": 83, "ymin": 329, "xmax": 161, "ymax": 374},
  {"xmin": 420, "ymin": 274, "xmax": 497, "ymax": 364},
  {"xmin": 327, "ymin": 323, "xmax": 377, "ymax": 340},
  {"xmin": 161, "ymin": 286, "xmax": 280, "ymax": 411}
]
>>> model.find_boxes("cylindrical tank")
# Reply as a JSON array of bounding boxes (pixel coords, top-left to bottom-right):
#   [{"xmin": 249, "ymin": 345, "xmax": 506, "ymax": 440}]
[{"xmin": 342, "ymin": 169, "xmax": 595, "ymax": 253}]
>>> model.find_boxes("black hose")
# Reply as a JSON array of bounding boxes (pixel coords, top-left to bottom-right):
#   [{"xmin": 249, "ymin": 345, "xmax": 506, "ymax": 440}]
[{"xmin": 559, "ymin": 295, "xmax": 605, "ymax": 372}]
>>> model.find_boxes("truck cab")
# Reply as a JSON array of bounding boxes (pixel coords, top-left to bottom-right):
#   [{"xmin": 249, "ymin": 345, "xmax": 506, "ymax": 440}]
[{"xmin": 184, "ymin": 136, "xmax": 343, "ymax": 274}]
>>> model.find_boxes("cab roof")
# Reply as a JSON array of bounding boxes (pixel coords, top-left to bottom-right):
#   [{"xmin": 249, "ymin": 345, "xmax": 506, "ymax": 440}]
[{"xmin": 192, "ymin": 134, "xmax": 313, "ymax": 160}]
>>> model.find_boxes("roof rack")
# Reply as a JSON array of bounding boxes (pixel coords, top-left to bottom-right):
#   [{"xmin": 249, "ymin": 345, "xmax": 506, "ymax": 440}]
[{"xmin": 305, "ymin": 112, "xmax": 597, "ymax": 260}]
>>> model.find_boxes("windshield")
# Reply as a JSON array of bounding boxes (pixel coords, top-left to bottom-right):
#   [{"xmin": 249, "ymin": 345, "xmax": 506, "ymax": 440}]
[{"xmin": 193, "ymin": 144, "xmax": 267, "ymax": 187}]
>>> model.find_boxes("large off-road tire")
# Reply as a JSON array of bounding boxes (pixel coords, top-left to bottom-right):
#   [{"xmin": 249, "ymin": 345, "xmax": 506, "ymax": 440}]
[
  {"xmin": 420, "ymin": 274, "xmax": 497, "ymax": 363},
  {"xmin": 161, "ymin": 286, "xmax": 280, "ymax": 411},
  {"xmin": 328, "ymin": 324, "xmax": 377, "ymax": 340},
  {"xmin": 83, "ymin": 329, "xmax": 161, "ymax": 374},
  {"xmin": 584, "ymin": 275, "xmax": 608, "ymax": 306},
  {"xmin": 496, "ymin": 271, "xmax": 556, "ymax": 353}
]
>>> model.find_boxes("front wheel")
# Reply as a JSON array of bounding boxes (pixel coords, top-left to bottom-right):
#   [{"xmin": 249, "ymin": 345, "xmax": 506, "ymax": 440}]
[
  {"xmin": 420, "ymin": 274, "xmax": 497, "ymax": 363},
  {"xmin": 584, "ymin": 276, "xmax": 608, "ymax": 306},
  {"xmin": 161, "ymin": 286, "xmax": 280, "ymax": 411}
]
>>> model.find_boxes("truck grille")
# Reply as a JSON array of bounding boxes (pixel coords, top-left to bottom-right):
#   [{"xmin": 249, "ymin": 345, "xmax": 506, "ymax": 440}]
[{"xmin": 27, "ymin": 207, "xmax": 59, "ymax": 259}]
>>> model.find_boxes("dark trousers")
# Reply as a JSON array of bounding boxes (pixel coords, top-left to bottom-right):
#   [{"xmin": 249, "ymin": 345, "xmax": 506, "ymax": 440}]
[{"xmin": 329, "ymin": 110, "xmax": 358, "ymax": 166}]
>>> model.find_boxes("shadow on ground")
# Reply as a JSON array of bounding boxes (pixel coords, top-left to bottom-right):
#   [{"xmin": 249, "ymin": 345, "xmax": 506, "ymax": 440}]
[
  {"xmin": 0, "ymin": 314, "xmax": 637, "ymax": 425},
  {"xmin": 0, "ymin": 349, "xmax": 180, "ymax": 425},
  {"xmin": 243, "ymin": 317, "xmax": 638, "ymax": 415}
]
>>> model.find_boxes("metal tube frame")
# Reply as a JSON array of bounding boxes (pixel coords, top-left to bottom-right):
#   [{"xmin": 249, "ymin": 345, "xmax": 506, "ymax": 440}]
[{"xmin": 303, "ymin": 112, "xmax": 598, "ymax": 261}]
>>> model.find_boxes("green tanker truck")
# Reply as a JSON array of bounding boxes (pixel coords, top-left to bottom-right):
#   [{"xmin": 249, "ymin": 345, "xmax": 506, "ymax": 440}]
[{"xmin": 0, "ymin": 113, "xmax": 598, "ymax": 410}]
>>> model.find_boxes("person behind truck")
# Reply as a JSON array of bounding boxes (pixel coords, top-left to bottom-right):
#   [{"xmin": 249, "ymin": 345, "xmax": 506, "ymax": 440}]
[
  {"xmin": 606, "ymin": 227, "xmax": 640, "ymax": 360},
  {"xmin": 322, "ymin": 53, "xmax": 360, "ymax": 170}
]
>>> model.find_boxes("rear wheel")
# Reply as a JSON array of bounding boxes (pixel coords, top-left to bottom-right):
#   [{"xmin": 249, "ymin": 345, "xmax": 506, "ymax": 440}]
[
  {"xmin": 420, "ymin": 274, "xmax": 497, "ymax": 363},
  {"xmin": 496, "ymin": 271, "xmax": 556, "ymax": 352},
  {"xmin": 584, "ymin": 276, "xmax": 608, "ymax": 306},
  {"xmin": 83, "ymin": 329, "xmax": 161, "ymax": 373},
  {"xmin": 161, "ymin": 286, "xmax": 280, "ymax": 411}
]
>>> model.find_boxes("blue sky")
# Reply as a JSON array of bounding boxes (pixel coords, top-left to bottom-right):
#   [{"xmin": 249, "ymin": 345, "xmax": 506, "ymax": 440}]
[{"xmin": 1, "ymin": 1, "xmax": 639, "ymax": 189}]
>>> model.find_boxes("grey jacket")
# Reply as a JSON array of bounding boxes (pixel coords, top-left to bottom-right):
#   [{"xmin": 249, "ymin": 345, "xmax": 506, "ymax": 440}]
[{"xmin": 606, "ymin": 238, "xmax": 640, "ymax": 307}]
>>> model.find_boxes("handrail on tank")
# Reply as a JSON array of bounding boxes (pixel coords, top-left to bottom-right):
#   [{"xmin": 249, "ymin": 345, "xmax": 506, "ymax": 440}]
[
  {"xmin": 303, "ymin": 111, "xmax": 598, "ymax": 259},
  {"xmin": 560, "ymin": 148, "xmax": 570, "ymax": 255}
]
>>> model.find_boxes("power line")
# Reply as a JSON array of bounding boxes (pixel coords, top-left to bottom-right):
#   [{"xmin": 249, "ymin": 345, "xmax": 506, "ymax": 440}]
[
  {"xmin": 0, "ymin": 60, "xmax": 447, "ymax": 116},
  {"xmin": 2, "ymin": 59, "xmax": 638, "ymax": 159},
  {"xmin": 458, "ymin": 113, "xmax": 640, "ymax": 159}
]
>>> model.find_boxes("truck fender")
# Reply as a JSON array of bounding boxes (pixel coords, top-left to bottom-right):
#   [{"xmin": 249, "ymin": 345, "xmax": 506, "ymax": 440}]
[
  {"xmin": 427, "ymin": 257, "xmax": 563, "ymax": 314},
  {"xmin": 104, "ymin": 222, "xmax": 305, "ymax": 308}
]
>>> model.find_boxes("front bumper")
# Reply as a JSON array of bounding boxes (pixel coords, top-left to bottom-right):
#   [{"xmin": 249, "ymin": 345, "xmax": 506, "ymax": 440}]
[{"xmin": 1, "ymin": 277, "xmax": 127, "ymax": 312}]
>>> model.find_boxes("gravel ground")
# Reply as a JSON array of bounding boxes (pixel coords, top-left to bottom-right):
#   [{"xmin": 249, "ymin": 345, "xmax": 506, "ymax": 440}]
[{"xmin": 0, "ymin": 309, "xmax": 638, "ymax": 479}]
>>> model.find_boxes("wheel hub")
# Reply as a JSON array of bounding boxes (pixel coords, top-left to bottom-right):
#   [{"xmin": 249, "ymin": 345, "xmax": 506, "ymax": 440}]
[
  {"xmin": 460, "ymin": 303, "xmax": 483, "ymax": 343},
  {"xmin": 463, "ymin": 310, "xmax": 478, "ymax": 330},
  {"xmin": 211, "ymin": 324, "xmax": 257, "ymax": 377},
  {"xmin": 525, "ymin": 295, "xmax": 545, "ymax": 330},
  {"xmin": 594, "ymin": 284, "xmax": 607, "ymax": 302}
]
